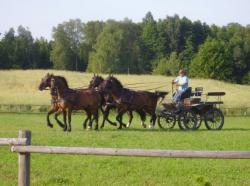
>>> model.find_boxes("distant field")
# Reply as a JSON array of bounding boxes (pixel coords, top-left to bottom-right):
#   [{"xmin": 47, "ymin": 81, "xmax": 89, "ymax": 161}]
[
  {"xmin": 0, "ymin": 70, "xmax": 250, "ymax": 108},
  {"xmin": 0, "ymin": 113, "xmax": 250, "ymax": 186}
]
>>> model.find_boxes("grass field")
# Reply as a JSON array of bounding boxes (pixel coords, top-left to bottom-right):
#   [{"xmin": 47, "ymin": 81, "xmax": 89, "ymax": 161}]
[
  {"xmin": 0, "ymin": 113, "xmax": 250, "ymax": 186},
  {"xmin": 0, "ymin": 70, "xmax": 250, "ymax": 108}
]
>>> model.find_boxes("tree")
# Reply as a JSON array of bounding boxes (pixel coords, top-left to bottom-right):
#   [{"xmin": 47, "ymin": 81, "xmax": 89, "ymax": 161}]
[
  {"xmin": 1, "ymin": 28, "xmax": 16, "ymax": 68},
  {"xmin": 87, "ymin": 21, "xmax": 124, "ymax": 73},
  {"xmin": 153, "ymin": 52, "xmax": 180, "ymax": 75},
  {"xmin": 15, "ymin": 26, "xmax": 34, "ymax": 69},
  {"xmin": 50, "ymin": 19, "xmax": 85, "ymax": 71},
  {"xmin": 141, "ymin": 12, "xmax": 159, "ymax": 63},
  {"xmin": 33, "ymin": 37, "xmax": 52, "ymax": 68},
  {"xmin": 190, "ymin": 38, "xmax": 233, "ymax": 81}
]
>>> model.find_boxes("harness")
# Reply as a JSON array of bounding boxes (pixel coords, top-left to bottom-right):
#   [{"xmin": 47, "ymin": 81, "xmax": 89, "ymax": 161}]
[{"xmin": 50, "ymin": 87, "xmax": 58, "ymax": 104}]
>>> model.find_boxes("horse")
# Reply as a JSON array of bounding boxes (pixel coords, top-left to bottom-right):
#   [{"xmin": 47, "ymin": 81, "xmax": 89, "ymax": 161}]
[
  {"xmin": 50, "ymin": 76, "xmax": 101, "ymax": 131},
  {"xmin": 101, "ymin": 75, "xmax": 168, "ymax": 129},
  {"xmin": 89, "ymin": 74, "xmax": 146, "ymax": 129},
  {"xmin": 88, "ymin": 74, "xmax": 117, "ymax": 128},
  {"xmin": 38, "ymin": 73, "xmax": 65, "ymax": 129}
]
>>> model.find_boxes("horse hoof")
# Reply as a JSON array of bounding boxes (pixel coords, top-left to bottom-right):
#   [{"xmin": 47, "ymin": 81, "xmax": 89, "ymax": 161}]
[
  {"xmin": 87, "ymin": 126, "xmax": 92, "ymax": 130},
  {"xmin": 148, "ymin": 125, "xmax": 154, "ymax": 129},
  {"xmin": 63, "ymin": 127, "xmax": 67, "ymax": 131},
  {"xmin": 94, "ymin": 127, "xmax": 98, "ymax": 130},
  {"xmin": 142, "ymin": 125, "xmax": 147, "ymax": 128},
  {"xmin": 48, "ymin": 124, "xmax": 53, "ymax": 128},
  {"xmin": 67, "ymin": 128, "xmax": 71, "ymax": 132}
]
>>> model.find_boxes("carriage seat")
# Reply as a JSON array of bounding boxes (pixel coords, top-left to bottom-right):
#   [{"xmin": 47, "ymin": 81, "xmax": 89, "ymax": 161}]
[{"xmin": 191, "ymin": 87, "xmax": 203, "ymax": 97}]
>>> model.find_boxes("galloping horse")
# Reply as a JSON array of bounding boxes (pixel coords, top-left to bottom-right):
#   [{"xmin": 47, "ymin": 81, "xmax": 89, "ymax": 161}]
[
  {"xmin": 88, "ymin": 74, "xmax": 117, "ymax": 128},
  {"xmin": 101, "ymin": 76, "xmax": 168, "ymax": 129},
  {"xmin": 38, "ymin": 73, "xmax": 65, "ymax": 129},
  {"xmin": 89, "ymin": 74, "xmax": 146, "ymax": 129},
  {"xmin": 50, "ymin": 76, "xmax": 101, "ymax": 131}
]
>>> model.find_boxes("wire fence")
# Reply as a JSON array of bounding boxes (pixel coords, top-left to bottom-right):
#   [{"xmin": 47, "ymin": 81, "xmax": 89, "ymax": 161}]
[{"xmin": 0, "ymin": 104, "xmax": 250, "ymax": 116}]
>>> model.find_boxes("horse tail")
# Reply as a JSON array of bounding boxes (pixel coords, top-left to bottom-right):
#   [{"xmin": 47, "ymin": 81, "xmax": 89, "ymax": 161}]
[{"xmin": 154, "ymin": 91, "xmax": 168, "ymax": 103}]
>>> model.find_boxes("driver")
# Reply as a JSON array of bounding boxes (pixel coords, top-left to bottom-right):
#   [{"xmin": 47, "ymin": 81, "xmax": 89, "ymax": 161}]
[{"xmin": 172, "ymin": 69, "xmax": 189, "ymax": 104}]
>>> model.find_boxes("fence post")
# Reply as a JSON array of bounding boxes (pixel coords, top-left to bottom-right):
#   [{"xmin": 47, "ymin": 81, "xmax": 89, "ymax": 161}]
[{"xmin": 18, "ymin": 130, "xmax": 31, "ymax": 186}]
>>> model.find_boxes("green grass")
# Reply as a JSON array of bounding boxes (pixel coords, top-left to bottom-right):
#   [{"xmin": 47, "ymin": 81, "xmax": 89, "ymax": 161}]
[
  {"xmin": 0, "ymin": 70, "xmax": 250, "ymax": 108},
  {"xmin": 0, "ymin": 113, "xmax": 250, "ymax": 186}
]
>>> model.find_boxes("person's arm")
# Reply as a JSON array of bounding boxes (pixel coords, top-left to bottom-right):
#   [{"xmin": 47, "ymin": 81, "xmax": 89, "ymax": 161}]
[{"xmin": 172, "ymin": 77, "xmax": 179, "ymax": 84}]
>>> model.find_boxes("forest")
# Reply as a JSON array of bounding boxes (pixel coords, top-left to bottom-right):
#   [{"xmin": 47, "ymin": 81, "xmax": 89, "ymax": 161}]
[{"xmin": 0, "ymin": 12, "xmax": 250, "ymax": 84}]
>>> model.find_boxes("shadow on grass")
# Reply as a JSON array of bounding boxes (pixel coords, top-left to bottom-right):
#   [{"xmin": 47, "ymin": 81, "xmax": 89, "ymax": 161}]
[{"xmin": 97, "ymin": 127, "xmax": 250, "ymax": 132}]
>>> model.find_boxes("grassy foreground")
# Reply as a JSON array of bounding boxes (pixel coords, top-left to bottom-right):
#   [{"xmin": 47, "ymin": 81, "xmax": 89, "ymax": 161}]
[
  {"xmin": 0, "ymin": 70, "xmax": 250, "ymax": 108},
  {"xmin": 0, "ymin": 113, "xmax": 250, "ymax": 186}
]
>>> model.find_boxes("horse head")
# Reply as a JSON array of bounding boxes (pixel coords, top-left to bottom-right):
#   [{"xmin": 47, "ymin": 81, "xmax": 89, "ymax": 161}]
[
  {"xmin": 38, "ymin": 73, "xmax": 54, "ymax": 91},
  {"xmin": 101, "ymin": 76, "xmax": 123, "ymax": 94},
  {"xmin": 89, "ymin": 74, "xmax": 104, "ymax": 89},
  {"xmin": 50, "ymin": 76, "xmax": 69, "ymax": 91}
]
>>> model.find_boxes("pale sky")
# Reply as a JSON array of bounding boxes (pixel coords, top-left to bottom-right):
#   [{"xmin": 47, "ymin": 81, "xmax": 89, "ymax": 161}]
[{"xmin": 1, "ymin": 0, "xmax": 250, "ymax": 40}]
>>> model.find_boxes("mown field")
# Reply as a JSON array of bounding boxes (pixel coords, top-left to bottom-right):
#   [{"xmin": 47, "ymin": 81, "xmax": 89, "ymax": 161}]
[
  {"xmin": 0, "ymin": 113, "xmax": 250, "ymax": 186},
  {"xmin": 0, "ymin": 70, "xmax": 250, "ymax": 108}
]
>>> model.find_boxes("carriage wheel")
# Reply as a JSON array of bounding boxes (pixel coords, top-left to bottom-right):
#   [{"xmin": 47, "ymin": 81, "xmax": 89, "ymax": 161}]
[
  {"xmin": 178, "ymin": 110, "xmax": 198, "ymax": 130},
  {"xmin": 204, "ymin": 107, "xmax": 224, "ymax": 130},
  {"xmin": 195, "ymin": 114, "xmax": 202, "ymax": 129},
  {"xmin": 157, "ymin": 111, "xmax": 176, "ymax": 129}
]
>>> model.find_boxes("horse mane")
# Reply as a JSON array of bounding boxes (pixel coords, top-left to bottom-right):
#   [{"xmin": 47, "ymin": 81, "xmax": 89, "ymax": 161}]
[
  {"xmin": 95, "ymin": 75, "xmax": 104, "ymax": 81},
  {"xmin": 55, "ymin": 76, "xmax": 69, "ymax": 88},
  {"xmin": 109, "ymin": 76, "xmax": 123, "ymax": 89},
  {"xmin": 89, "ymin": 75, "xmax": 104, "ymax": 88}
]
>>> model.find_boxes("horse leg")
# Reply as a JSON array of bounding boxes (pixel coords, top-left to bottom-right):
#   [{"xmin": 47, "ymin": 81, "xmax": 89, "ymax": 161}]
[
  {"xmin": 100, "ymin": 106, "xmax": 107, "ymax": 129},
  {"xmin": 93, "ymin": 109, "xmax": 99, "ymax": 130},
  {"xmin": 105, "ymin": 106, "xmax": 117, "ymax": 126},
  {"xmin": 101, "ymin": 105, "xmax": 117, "ymax": 128},
  {"xmin": 67, "ymin": 109, "xmax": 72, "ymax": 132},
  {"xmin": 126, "ymin": 111, "xmax": 133, "ymax": 128},
  {"xmin": 54, "ymin": 110, "xmax": 65, "ymax": 129},
  {"xmin": 47, "ymin": 108, "xmax": 56, "ymax": 128},
  {"xmin": 138, "ymin": 110, "xmax": 146, "ymax": 128},
  {"xmin": 149, "ymin": 113, "xmax": 156, "ymax": 129},
  {"xmin": 62, "ymin": 110, "xmax": 67, "ymax": 131},
  {"xmin": 116, "ymin": 109, "xmax": 126, "ymax": 129},
  {"xmin": 85, "ymin": 110, "xmax": 93, "ymax": 130},
  {"xmin": 83, "ymin": 116, "xmax": 89, "ymax": 129}
]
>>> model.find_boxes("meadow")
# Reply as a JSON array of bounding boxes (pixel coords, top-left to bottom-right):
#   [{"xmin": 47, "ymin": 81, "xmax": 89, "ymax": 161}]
[
  {"xmin": 0, "ymin": 70, "xmax": 250, "ymax": 186},
  {"xmin": 0, "ymin": 70, "xmax": 250, "ymax": 108},
  {"xmin": 0, "ymin": 113, "xmax": 250, "ymax": 186}
]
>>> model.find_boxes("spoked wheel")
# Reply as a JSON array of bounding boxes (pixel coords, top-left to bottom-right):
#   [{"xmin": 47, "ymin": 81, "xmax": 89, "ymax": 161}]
[
  {"xmin": 157, "ymin": 111, "xmax": 176, "ymax": 129},
  {"xmin": 204, "ymin": 107, "xmax": 224, "ymax": 130},
  {"xmin": 195, "ymin": 114, "xmax": 202, "ymax": 129},
  {"xmin": 178, "ymin": 110, "xmax": 198, "ymax": 130}
]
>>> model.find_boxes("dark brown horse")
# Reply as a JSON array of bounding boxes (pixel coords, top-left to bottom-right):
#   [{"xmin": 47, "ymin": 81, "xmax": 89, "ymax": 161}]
[
  {"xmin": 38, "ymin": 73, "xmax": 65, "ymax": 129},
  {"xmin": 101, "ymin": 76, "xmax": 168, "ymax": 129},
  {"xmin": 88, "ymin": 74, "xmax": 117, "ymax": 128},
  {"xmin": 89, "ymin": 74, "xmax": 146, "ymax": 129},
  {"xmin": 50, "ymin": 75, "xmax": 101, "ymax": 131}
]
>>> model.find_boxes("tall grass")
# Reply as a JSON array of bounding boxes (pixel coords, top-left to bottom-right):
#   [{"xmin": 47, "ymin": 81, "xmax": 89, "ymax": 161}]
[{"xmin": 0, "ymin": 69, "xmax": 249, "ymax": 107}]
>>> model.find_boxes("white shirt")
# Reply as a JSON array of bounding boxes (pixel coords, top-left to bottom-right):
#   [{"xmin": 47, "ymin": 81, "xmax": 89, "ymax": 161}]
[{"xmin": 174, "ymin": 76, "xmax": 189, "ymax": 91}]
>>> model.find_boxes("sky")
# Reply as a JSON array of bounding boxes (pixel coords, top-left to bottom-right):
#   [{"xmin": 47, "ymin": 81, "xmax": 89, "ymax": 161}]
[{"xmin": 1, "ymin": 0, "xmax": 250, "ymax": 40}]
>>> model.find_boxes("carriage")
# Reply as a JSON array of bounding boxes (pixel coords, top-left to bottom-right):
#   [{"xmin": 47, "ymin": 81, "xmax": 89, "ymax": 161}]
[{"xmin": 157, "ymin": 87, "xmax": 225, "ymax": 130}]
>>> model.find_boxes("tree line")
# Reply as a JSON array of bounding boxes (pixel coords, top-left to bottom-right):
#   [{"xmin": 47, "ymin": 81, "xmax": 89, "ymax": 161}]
[{"xmin": 0, "ymin": 12, "xmax": 250, "ymax": 84}]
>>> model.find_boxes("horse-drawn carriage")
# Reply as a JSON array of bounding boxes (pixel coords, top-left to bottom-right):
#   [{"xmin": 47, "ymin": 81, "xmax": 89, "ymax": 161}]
[
  {"xmin": 157, "ymin": 87, "xmax": 225, "ymax": 130},
  {"xmin": 39, "ymin": 73, "xmax": 226, "ymax": 131}
]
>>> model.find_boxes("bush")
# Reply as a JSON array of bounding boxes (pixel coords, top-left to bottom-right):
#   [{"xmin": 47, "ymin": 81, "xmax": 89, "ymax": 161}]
[{"xmin": 153, "ymin": 52, "xmax": 180, "ymax": 75}]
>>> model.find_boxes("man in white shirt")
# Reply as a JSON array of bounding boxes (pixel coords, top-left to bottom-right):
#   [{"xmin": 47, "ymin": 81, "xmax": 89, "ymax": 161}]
[{"xmin": 172, "ymin": 69, "xmax": 189, "ymax": 104}]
